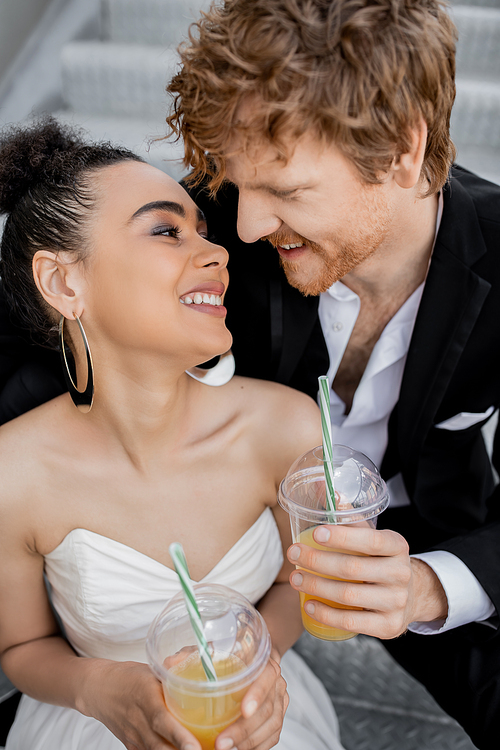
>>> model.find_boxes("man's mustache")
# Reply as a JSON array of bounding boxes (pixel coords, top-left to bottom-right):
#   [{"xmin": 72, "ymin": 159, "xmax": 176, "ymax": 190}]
[{"xmin": 262, "ymin": 231, "xmax": 308, "ymax": 249}]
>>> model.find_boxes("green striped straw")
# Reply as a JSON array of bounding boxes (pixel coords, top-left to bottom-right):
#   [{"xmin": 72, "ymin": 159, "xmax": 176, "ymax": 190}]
[
  {"xmin": 169, "ymin": 542, "xmax": 217, "ymax": 682},
  {"xmin": 318, "ymin": 376, "xmax": 336, "ymax": 517}
]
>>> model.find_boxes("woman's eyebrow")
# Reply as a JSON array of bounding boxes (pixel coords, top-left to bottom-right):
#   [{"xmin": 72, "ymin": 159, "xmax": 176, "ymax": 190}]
[{"xmin": 129, "ymin": 200, "xmax": 205, "ymax": 224}]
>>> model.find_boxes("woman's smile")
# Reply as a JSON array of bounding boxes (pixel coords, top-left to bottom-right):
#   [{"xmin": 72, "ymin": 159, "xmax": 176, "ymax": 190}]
[{"xmin": 179, "ymin": 281, "xmax": 227, "ymax": 317}]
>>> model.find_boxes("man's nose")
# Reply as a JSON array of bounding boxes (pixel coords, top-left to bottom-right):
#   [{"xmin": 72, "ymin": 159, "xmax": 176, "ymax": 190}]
[{"xmin": 237, "ymin": 191, "xmax": 282, "ymax": 244}]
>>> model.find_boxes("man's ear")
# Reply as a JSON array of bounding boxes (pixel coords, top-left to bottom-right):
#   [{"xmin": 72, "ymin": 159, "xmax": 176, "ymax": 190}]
[
  {"xmin": 32, "ymin": 251, "xmax": 85, "ymax": 319},
  {"xmin": 392, "ymin": 118, "xmax": 428, "ymax": 189}
]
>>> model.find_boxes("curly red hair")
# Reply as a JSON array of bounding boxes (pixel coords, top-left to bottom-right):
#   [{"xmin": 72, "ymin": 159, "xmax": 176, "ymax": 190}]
[{"xmin": 166, "ymin": 0, "xmax": 457, "ymax": 196}]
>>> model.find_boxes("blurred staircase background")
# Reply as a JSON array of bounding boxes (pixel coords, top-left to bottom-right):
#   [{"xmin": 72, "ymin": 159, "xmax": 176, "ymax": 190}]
[
  {"xmin": 54, "ymin": 0, "xmax": 211, "ymax": 177},
  {"xmin": 0, "ymin": 0, "xmax": 499, "ymax": 183},
  {"xmin": 0, "ymin": 0, "xmax": 498, "ymax": 748},
  {"xmin": 0, "ymin": 0, "xmax": 212, "ymax": 179},
  {"xmin": 452, "ymin": 0, "xmax": 500, "ymax": 183}
]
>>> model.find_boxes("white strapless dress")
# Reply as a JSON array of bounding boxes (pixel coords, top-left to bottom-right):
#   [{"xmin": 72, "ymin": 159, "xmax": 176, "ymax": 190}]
[{"xmin": 6, "ymin": 508, "xmax": 344, "ymax": 750}]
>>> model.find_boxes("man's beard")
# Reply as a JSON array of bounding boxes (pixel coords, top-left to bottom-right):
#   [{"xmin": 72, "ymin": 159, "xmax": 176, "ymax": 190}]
[
  {"xmin": 263, "ymin": 204, "xmax": 391, "ymax": 296},
  {"xmin": 283, "ymin": 237, "xmax": 366, "ymax": 295}
]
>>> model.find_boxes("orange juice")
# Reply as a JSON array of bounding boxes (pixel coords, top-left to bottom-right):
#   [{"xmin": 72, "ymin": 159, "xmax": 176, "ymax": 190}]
[
  {"xmin": 165, "ymin": 652, "xmax": 247, "ymax": 750},
  {"xmin": 297, "ymin": 526, "xmax": 365, "ymax": 641}
]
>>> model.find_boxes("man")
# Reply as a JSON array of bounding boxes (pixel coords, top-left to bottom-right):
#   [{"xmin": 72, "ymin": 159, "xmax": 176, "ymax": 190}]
[{"xmin": 162, "ymin": 0, "xmax": 500, "ymax": 747}]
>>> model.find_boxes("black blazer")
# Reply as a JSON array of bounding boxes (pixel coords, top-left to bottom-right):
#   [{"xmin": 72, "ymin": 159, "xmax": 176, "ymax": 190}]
[{"xmin": 1, "ymin": 167, "xmax": 500, "ymax": 620}]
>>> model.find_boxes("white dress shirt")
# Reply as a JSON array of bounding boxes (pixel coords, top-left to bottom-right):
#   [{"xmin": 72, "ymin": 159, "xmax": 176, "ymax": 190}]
[{"xmin": 317, "ymin": 197, "xmax": 495, "ymax": 633}]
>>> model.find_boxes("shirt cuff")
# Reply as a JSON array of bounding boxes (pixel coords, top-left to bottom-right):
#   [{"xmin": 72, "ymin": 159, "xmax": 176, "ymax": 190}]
[{"xmin": 408, "ymin": 550, "xmax": 496, "ymax": 635}]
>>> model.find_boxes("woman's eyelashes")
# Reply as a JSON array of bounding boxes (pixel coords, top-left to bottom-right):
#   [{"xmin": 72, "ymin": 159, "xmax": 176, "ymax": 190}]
[
  {"xmin": 149, "ymin": 224, "xmax": 214, "ymax": 242},
  {"xmin": 151, "ymin": 224, "xmax": 181, "ymax": 239}
]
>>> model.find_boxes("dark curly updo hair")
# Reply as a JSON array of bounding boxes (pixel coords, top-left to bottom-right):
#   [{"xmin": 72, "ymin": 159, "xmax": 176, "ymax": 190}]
[{"xmin": 0, "ymin": 117, "xmax": 144, "ymax": 348}]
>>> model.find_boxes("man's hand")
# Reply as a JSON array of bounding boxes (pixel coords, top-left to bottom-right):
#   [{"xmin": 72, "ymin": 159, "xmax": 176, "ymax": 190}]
[
  {"xmin": 287, "ymin": 525, "xmax": 448, "ymax": 639},
  {"xmin": 215, "ymin": 649, "xmax": 288, "ymax": 750}
]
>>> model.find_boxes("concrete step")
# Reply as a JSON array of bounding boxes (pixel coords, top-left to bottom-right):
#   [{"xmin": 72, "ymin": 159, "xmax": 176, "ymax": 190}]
[
  {"xmin": 452, "ymin": 6, "xmax": 500, "ymax": 80},
  {"xmin": 62, "ymin": 40, "xmax": 500, "ymax": 152},
  {"xmin": 53, "ymin": 109, "xmax": 187, "ymax": 180},
  {"xmin": 452, "ymin": 78, "xmax": 500, "ymax": 150},
  {"xmin": 0, "ymin": 0, "xmax": 101, "ymax": 126},
  {"xmin": 101, "ymin": 0, "xmax": 500, "ymax": 72},
  {"xmin": 451, "ymin": 0, "xmax": 500, "ymax": 7},
  {"xmin": 102, "ymin": 0, "xmax": 209, "ymax": 46},
  {"xmin": 61, "ymin": 41, "xmax": 178, "ymax": 118},
  {"xmin": 58, "ymin": 1, "xmax": 500, "ymax": 188},
  {"xmin": 52, "ymin": 108, "xmax": 500, "ymax": 188}
]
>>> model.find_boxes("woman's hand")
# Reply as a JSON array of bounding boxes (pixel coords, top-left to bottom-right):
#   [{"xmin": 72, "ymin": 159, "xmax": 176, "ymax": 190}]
[
  {"xmin": 79, "ymin": 659, "xmax": 201, "ymax": 750},
  {"xmin": 214, "ymin": 649, "xmax": 289, "ymax": 750}
]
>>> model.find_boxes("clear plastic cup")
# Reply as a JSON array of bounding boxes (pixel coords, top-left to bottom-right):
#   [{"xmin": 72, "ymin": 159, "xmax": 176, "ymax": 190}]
[
  {"xmin": 278, "ymin": 444, "xmax": 389, "ymax": 642},
  {"xmin": 146, "ymin": 583, "xmax": 271, "ymax": 750}
]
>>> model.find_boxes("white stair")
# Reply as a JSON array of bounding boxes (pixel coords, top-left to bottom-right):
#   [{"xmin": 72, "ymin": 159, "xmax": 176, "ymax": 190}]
[
  {"xmin": 61, "ymin": 42, "xmax": 178, "ymax": 118},
  {"xmin": 452, "ymin": 0, "xmax": 500, "ymax": 6},
  {"xmin": 453, "ymin": 6, "xmax": 500, "ymax": 80},
  {"xmin": 102, "ymin": 0, "xmax": 210, "ymax": 46},
  {"xmin": 449, "ymin": 5, "xmax": 500, "ymax": 181},
  {"xmin": 52, "ymin": 0, "xmax": 500, "ymax": 185},
  {"xmin": 1, "ymin": 0, "xmax": 497, "ymax": 181},
  {"xmin": 53, "ymin": 109, "xmax": 186, "ymax": 179},
  {"xmin": 57, "ymin": 0, "xmax": 202, "ymax": 178},
  {"xmin": 448, "ymin": 4, "xmax": 500, "ymax": 180},
  {"xmin": 452, "ymin": 79, "xmax": 500, "ymax": 149}
]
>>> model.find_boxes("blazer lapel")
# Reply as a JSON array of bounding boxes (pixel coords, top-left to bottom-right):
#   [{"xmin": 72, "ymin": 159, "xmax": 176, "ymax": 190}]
[
  {"xmin": 275, "ymin": 276, "xmax": 321, "ymax": 383},
  {"xmin": 397, "ymin": 174, "xmax": 491, "ymax": 466}
]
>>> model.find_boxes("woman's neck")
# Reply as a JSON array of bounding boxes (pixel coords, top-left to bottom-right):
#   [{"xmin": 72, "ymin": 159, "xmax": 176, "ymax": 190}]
[{"xmin": 72, "ymin": 351, "xmax": 202, "ymax": 471}]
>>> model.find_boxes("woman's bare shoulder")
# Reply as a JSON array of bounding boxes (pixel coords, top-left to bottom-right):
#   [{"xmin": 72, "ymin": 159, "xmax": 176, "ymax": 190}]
[
  {"xmin": 229, "ymin": 375, "xmax": 319, "ymax": 420},
  {"xmin": 0, "ymin": 394, "xmax": 67, "ymax": 442},
  {"xmin": 0, "ymin": 396, "xmax": 68, "ymax": 503},
  {"xmin": 225, "ymin": 376, "xmax": 322, "ymax": 469}
]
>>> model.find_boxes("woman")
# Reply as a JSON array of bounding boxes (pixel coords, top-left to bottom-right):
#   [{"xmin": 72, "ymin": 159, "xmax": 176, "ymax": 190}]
[{"xmin": 0, "ymin": 119, "xmax": 343, "ymax": 750}]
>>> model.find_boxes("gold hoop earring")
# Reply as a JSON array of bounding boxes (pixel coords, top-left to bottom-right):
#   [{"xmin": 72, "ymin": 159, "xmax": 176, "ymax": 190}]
[
  {"xmin": 59, "ymin": 314, "xmax": 94, "ymax": 413},
  {"xmin": 186, "ymin": 349, "xmax": 235, "ymax": 386}
]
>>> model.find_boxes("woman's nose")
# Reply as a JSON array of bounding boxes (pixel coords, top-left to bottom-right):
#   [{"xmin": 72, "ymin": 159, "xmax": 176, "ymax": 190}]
[
  {"xmin": 237, "ymin": 190, "xmax": 282, "ymax": 244},
  {"xmin": 196, "ymin": 238, "xmax": 229, "ymax": 269}
]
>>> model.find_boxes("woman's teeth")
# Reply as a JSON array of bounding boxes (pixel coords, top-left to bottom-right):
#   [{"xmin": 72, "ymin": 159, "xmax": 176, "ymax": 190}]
[
  {"xmin": 180, "ymin": 293, "xmax": 223, "ymax": 306},
  {"xmin": 281, "ymin": 242, "xmax": 304, "ymax": 250}
]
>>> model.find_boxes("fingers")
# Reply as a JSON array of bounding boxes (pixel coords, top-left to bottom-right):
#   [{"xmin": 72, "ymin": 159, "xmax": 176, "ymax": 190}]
[
  {"xmin": 147, "ymin": 705, "xmax": 201, "ymax": 750},
  {"xmin": 112, "ymin": 705, "xmax": 200, "ymax": 750},
  {"xmin": 287, "ymin": 528, "xmax": 409, "ymax": 581},
  {"xmin": 288, "ymin": 546, "xmax": 406, "ymax": 584},
  {"xmin": 290, "ymin": 549, "xmax": 412, "ymax": 589},
  {"xmin": 286, "ymin": 527, "xmax": 414, "ymax": 640},
  {"xmin": 300, "ymin": 597, "xmax": 409, "ymax": 640},
  {"xmin": 216, "ymin": 689, "xmax": 284, "ymax": 750},
  {"xmin": 289, "ymin": 570, "xmax": 410, "ymax": 637},
  {"xmin": 241, "ymin": 657, "xmax": 280, "ymax": 719},
  {"xmin": 290, "ymin": 570, "xmax": 410, "ymax": 612},
  {"xmin": 215, "ymin": 658, "xmax": 287, "ymax": 750},
  {"xmin": 233, "ymin": 681, "xmax": 287, "ymax": 750},
  {"xmin": 163, "ymin": 646, "xmax": 197, "ymax": 670},
  {"xmin": 302, "ymin": 525, "xmax": 407, "ymax": 556}
]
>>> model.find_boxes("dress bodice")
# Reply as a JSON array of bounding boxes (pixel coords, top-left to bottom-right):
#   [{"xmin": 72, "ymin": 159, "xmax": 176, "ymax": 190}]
[
  {"xmin": 44, "ymin": 507, "xmax": 283, "ymax": 663},
  {"xmin": 8, "ymin": 507, "xmax": 342, "ymax": 750}
]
